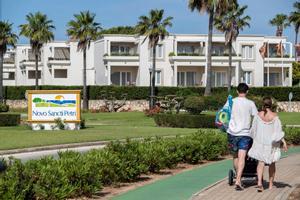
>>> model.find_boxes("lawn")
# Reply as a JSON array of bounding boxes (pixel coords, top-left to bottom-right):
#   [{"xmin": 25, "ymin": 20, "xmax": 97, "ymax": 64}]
[
  {"xmin": 0, "ymin": 112, "xmax": 198, "ymax": 150},
  {"xmin": 0, "ymin": 112, "xmax": 299, "ymax": 151}
]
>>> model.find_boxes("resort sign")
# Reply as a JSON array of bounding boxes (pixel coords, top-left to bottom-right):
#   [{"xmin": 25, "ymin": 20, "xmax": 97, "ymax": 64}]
[{"xmin": 27, "ymin": 90, "xmax": 81, "ymax": 123}]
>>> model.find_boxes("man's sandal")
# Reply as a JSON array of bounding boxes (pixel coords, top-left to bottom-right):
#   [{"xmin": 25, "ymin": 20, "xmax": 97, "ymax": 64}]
[
  {"xmin": 235, "ymin": 184, "xmax": 244, "ymax": 191},
  {"xmin": 257, "ymin": 185, "xmax": 264, "ymax": 192}
]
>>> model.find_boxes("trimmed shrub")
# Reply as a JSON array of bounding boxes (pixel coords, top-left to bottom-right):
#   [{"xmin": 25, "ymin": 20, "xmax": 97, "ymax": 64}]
[
  {"xmin": 153, "ymin": 113, "xmax": 215, "ymax": 128},
  {"xmin": 26, "ymin": 157, "xmax": 74, "ymax": 200},
  {"xmin": 106, "ymin": 140, "xmax": 148, "ymax": 181},
  {"xmin": 203, "ymin": 94, "xmax": 228, "ymax": 111},
  {"xmin": 183, "ymin": 96, "xmax": 206, "ymax": 114},
  {"xmin": 175, "ymin": 131, "xmax": 227, "ymax": 164},
  {"xmin": 284, "ymin": 127, "xmax": 300, "ymax": 145},
  {"xmin": 58, "ymin": 151, "xmax": 102, "ymax": 197},
  {"xmin": 0, "ymin": 104, "xmax": 9, "ymax": 112},
  {"xmin": 84, "ymin": 149, "xmax": 123, "ymax": 185},
  {"xmin": 0, "ymin": 158, "xmax": 34, "ymax": 199},
  {"xmin": 0, "ymin": 113, "xmax": 20, "ymax": 126}
]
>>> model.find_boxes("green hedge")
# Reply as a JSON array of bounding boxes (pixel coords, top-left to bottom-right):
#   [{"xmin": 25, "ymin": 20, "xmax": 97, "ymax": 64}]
[
  {"xmin": 3, "ymin": 86, "xmax": 300, "ymax": 101},
  {"xmin": 0, "ymin": 131, "xmax": 227, "ymax": 199},
  {"xmin": 0, "ymin": 114, "xmax": 20, "ymax": 126},
  {"xmin": 153, "ymin": 113, "xmax": 215, "ymax": 128}
]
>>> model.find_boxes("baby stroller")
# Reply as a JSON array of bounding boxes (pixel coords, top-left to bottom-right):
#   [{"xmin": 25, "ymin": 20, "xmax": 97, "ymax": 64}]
[{"xmin": 228, "ymin": 155, "xmax": 258, "ymax": 186}]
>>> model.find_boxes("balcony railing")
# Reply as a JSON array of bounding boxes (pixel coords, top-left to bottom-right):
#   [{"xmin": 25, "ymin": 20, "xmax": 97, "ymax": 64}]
[
  {"xmin": 110, "ymin": 53, "xmax": 139, "ymax": 56},
  {"xmin": 3, "ymin": 59, "xmax": 14, "ymax": 64},
  {"xmin": 212, "ymin": 53, "xmax": 240, "ymax": 57},
  {"xmin": 20, "ymin": 59, "xmax": 41, "ymax": 63},
  {"xmin": 48, "ymin": 57, "xmax": 70, "ymax": 61},
  {"xmin": 267, "ymin": 53, "xmax": 291, "ymax": 58},
  {"xmin": 176, "ymin": 52, "xmax": 205, "ymax": 56}
]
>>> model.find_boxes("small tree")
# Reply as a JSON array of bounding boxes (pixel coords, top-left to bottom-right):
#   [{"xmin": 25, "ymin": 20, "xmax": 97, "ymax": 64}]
[
  {"xmin": 0, "ymin": 21, "xmax": 18, "ymax": 103},
  {"xmin": 20, "ymin": 12, "xmax": 55, "ymax": 90},
  {"xmin": 136, "ymin": 9, "xmax": 173, "ymax": 108}
]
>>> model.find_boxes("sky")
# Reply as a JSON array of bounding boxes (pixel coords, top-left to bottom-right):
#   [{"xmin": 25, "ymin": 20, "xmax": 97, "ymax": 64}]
[{"xmin": 0, "ymin": 0, "xmax": 297, "ymax": 44}]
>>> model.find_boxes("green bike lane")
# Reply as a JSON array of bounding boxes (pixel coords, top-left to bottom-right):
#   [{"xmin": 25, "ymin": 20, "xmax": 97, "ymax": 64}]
[{"xmin": 113, "ymin": 146, "xmax": 300, "ymax": 200}]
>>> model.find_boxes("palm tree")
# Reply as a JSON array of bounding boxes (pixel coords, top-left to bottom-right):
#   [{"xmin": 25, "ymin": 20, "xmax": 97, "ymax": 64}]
[
  {"xmin": 67, "ymin": 11, "xmax": 102, "ymax": 110},
  {"xmin": 20, "ymin": 12, "xmax": 55, "ymax": 90},
  {"xmin": 136, "ymin": 9, "xmax": 173, "ymax": 108},
  {"xmin": 214, "ymin": 4, "xmax": 251, "ymax": 92},
  {"xmin": 289, "ymin": 1, "xmax": 300, "ymax": 58},
  {"xmin": 0, "ymin": 21, "xmax": 18, "ymax": 103},
  {"xmin": 269, "ymin": 14, "xmax": 290, "ymax": 37},
  {"xmin": 188, "ymin": 0, "xmax": 237, "ymax": 96}
]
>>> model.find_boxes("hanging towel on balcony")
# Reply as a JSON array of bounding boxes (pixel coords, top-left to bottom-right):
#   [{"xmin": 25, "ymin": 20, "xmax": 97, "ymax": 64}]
[
  {"xmin": 276, "ymin": 41, "xmax": 284, "ymax": 57},
  {"xmin": 259, "ymin": 42, "xmax": 268, "ymax": 58}
]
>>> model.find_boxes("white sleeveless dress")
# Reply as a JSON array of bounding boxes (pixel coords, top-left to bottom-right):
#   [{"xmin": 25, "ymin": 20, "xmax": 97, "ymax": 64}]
[{"xmin": 248, "ymin": 115, "xmax": 284, "ymax": 164}]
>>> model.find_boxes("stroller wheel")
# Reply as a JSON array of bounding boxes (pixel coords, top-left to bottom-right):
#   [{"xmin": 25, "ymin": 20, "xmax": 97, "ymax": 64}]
[{"xmin": 228, "ymin": 169, "xmax": 234, "ymax": 186}]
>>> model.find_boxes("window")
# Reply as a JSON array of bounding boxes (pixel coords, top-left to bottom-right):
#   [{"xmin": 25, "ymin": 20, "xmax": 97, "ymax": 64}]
[
  {"xmin": 28, "ymin": 70, "xmax": 41, "ymax": 79},
  {"xmin": 242, "ymin": 45, "xmax": 254, "ymax": 59},
  {"xmin": 111, "ymin": 71, "xmax": 132, "ymax": 86},
  {"xmin": 264, "ymin": 73, "xmax": 281, "ymax": 86},
  {"xmin": 178, "ymin": 46, "xmax": 195, "ymax": 54},
  {"xmin": 155, "ymin": 70, "xmax": 161, "ymax": 85},
  {"xmin": 243, "ymin": 71, "xmax": 252, "ymax": 85},
  {"xmin": 54, "ymin": 69, "xmax": 68, "ymax": 78},
  {"xmin": 212, "ymin": 71, "xmax": 227, "ymax": 87},
  {"xmin": 111, "ymin": 45, "xmax": 131, "ymax": 55},
  {"xmin": 3, "ymin": 72, "xmax": 15, "ymax": 80},
  {"xmin": 177, "ymin": 71, "xmax": 196, "ymax": 86},
  {"xmin": 54, "ymin": 47, "xmax": 70, "ymax": 60},
  {"xmin": 150, "ymin": 44, "xmax": 164, "ymax": 58}
]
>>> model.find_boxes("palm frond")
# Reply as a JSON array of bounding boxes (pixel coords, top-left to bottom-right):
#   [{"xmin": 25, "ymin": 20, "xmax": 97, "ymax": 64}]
[
  {"xmin": 136, "ymin": 9, "xmax": 172, "ymax": 47},
  {"xmin": 66, "ymin": 11, "xmax": 102, "ymax": 51}
]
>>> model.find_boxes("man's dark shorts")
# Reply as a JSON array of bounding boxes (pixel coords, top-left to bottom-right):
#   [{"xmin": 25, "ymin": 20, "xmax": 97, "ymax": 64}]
[{"xmin": 227, "ymin": 134, "xmax": 252, "ymax": 155}]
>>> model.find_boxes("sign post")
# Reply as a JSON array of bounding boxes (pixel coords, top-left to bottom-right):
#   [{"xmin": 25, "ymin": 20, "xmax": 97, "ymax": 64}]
[
  {"xmin": 27, "ymin": 90, "xmax": 81, "ymax": 130},
  {"xmin": 288, "ymin": 92, "xmax": 293, "ymax": 112}
]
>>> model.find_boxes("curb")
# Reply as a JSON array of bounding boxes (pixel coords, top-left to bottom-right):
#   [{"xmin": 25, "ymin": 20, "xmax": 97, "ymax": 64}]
[
  {"xmin": 0, "ymin": 140, "xmax": 110, "ymax": 156},
  {"xmin": 189, "ymin": 178, "xmax": 227, "ymax": 200}
]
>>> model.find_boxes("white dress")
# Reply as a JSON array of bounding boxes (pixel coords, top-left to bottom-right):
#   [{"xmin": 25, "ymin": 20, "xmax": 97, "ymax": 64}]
[{"xmin": 248, "ymin": 115, "xmax": 284, "ymax": 164}]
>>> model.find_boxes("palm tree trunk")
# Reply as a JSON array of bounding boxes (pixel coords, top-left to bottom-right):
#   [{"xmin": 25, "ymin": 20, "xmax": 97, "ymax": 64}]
[
  {"xmin": 0, "ymin": 50, "xmax": 3, "ymax": 103},
  {"xmin": 83, "ymin": 48, "xmax": 88, "ymax": 110},
  {"xmin": 295, "ymin": 29, "xmax": 298, "ymax": 59},
  {"xmin": 150, "ymin": 44, "xmax": 157, "ymax": 108},
  {"xmin": 35, "ymin": 52, "xmax": 39, "ymax": 90},
  {"xmin": 227, "ymin": 42, "xmax": 232, "ymax": 92},
  {"xmin": 204, "ymin": 10, "xmax": 214, "ymax": 96}
]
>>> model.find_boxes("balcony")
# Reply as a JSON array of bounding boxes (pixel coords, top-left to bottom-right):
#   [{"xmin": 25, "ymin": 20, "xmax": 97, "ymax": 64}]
[
  {"xmin": 47, "ymin": 47, "xmax": 71, "ymax": 67},
  {"xmin": 20, "ymin": 59, "xmax": 42, "ymax": 69},
  {"xmin": 47, "ymin": 57, "xmax": 71, "ymax": 66},
  {"xmin": 104, "ymin": 53, "xmax": 139, "ymax": 63}
]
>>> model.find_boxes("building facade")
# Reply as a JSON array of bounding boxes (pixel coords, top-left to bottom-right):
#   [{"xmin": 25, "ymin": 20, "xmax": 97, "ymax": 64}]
[{"xmin": 3, "ymin": 34, "xmax": 294, "ymax": 87}]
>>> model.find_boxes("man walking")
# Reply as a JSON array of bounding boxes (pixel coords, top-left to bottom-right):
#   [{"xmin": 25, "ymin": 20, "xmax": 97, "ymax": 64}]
[{"xmin": 227, "ymin": 83, "xmax": 258, "ymax": 190}]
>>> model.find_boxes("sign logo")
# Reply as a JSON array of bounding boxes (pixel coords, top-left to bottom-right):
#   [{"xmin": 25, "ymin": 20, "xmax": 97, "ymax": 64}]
[{"xmin": 33, "ymin": 95, "xmax": 76, "ymax": 107}]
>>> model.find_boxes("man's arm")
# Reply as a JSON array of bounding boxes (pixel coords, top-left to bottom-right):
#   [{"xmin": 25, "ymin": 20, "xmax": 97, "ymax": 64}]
[{"xmin": 251, "ymin": 102, "xmax": 258, "ymax": 116}]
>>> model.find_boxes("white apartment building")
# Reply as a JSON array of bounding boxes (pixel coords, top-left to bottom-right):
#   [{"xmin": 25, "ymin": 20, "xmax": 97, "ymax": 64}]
[{"xmin": 3, "ymin": 34, "xmax": 294, "ymax": 87}]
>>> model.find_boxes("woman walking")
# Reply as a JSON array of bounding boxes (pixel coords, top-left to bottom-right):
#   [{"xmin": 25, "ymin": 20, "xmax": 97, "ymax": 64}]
[{"xmin": 248, "ymin": 97, "xmax": 288, "ymax": 192}]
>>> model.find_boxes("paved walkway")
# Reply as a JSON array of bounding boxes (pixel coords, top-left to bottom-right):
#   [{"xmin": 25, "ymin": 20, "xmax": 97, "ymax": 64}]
[
  {"xmin": 114, "ymin": 147, "xmax": 300, "ymax": 200},
  {"xmin": 192, "ymin": 153, "xmax": 300, "ymax": 200}
]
